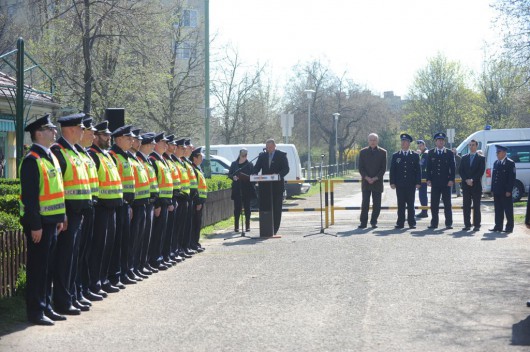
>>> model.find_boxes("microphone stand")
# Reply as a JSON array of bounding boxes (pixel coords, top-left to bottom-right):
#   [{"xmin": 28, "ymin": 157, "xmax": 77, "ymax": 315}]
[{"xmin": 224, "ymin": 153, "xmax": 261, "ymax": 241}]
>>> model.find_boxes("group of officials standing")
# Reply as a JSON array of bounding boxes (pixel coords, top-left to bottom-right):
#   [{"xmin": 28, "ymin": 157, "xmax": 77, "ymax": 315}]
[
  {"xmin": 20, "ymin": 113, "xmax": 208, "ymax": 326},
  {"xmin": 358, "ymin": 132, "xmax": 515, "ymax": 233}
]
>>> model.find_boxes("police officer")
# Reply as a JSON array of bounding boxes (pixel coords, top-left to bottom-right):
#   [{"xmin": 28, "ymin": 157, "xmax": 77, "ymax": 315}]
[
  {"xmin": 426, "ymin": 132, "xmax": 456, "ymax": 229},
  {"xmin": 109, "ymin": 125, "xmax": 137, "ymax": 286},
  {"xmin": 172, "ymin": 138, "xmax": 191, "ymax": 259},
  {"xmin": 51, "ymin": 113, "xmax": 92, "ymax": 315},
  {"xmin": 390, "ymin": 133, "xmax": 421, "ymax": 229},
  {"xmin": 136, "ymin": 133, "xmax": 159, "ymax": 275},
  {"xmin": 161, "ymin": 134, "xmax": 180, "ymax": 265},
  {"xmin": 490, "ymin": 145, "xmax": 515, "ymax": 233},
  {"xmin": 182, "ymin": 138, "xmax": 203, "ymax": 253},
  {"xmin": 87, "ymin": 121, "xmax": 123, "ymax": 297},
  {"xmin": 190, "ymin": 147, "xmax": 208, "ymax": 250},
  {"xmin": 20, "ymin": 114, "xmax": 66, "ymax": 325},
  {"xmin": 415, "ymin": 140, "xmax": 429, "ymax": 218}
]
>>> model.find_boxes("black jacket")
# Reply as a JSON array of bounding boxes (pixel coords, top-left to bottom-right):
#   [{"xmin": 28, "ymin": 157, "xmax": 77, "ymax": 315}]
[
  {"xmin": 228, "ymin": 159, "xmax": 255, "ymax": 201},
  {"xmin": 459, "ymin": 153, "xmax": 486, "ymax": 190},
  {"xmin": 252, "ymin": 149, "xmax": 289, "ymax": 194}
]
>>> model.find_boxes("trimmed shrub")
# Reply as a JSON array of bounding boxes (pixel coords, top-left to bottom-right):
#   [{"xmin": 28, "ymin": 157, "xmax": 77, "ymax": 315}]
[
  {"xmin": 0, "ymin": 211, "xmax": 21, "ymax": 231},
  {"xmin": 0, "ymin": 195, "xmax": 19, "ymax": 217},
  {"xmin": 0, "ymin": 184, "xmax": 18, "ymax": 196},
  {"xmin": 0, "ymin": 178, "xmax": 19, "ymax": 186}
]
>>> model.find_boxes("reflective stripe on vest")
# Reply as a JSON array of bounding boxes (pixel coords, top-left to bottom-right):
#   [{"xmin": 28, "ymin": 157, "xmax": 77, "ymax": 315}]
[
  {"xmin": 90, "ymin": 148, "xmax": 123, "ymax": 200},
  {"xmin": 55, "ymin": 144, "xmax": 91, "ymax": 201},
  {"xmin": 196, "ymin": 167, "xmax": 207, "ymax": 199},
  {"xmin": 19, "ymin": 151, "xmax": 66, "ymax": 217},
  {"xmin": 109, "ymin": 150, "xmax": 135, "ymax": 194},
  {"xmin": 150, "ymin": 156, "xmax": 173, "ymax": 199},
  {"xmin": 185, "ymin": 161, "xmax": 198, "ymax": 190},
  {"xmin": 165, "ymin": 158, "xmax": 181, "ymax": 191},
  {"xmin": 175, "ymin": 160, "xmax": 190, "ymax": 194},
  {"xmin": 130, "ymin": 157, "xmax": 150, "ymax": 200},
  {"xmin": 78, "ymin": 149, "xmax": 99, "ymax": 198},
  {"xmin": 140, "ymin": 158, "xmax": 159, "ymax": 195}
]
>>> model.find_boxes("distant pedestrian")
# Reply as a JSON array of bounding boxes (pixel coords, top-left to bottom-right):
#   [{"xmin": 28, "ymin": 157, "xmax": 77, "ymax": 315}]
[
  {"xmin": 452, "ymin": 148, "xmax": 462, "ymax": 197},
  {"xmin": 228, "ymin": 148, "xmax": 255, "ymax": 232},
  {"xmin": 358, "ymin": 133, "xmax": 387, "ymax": 228},
  {"xmin": 489, "ymin": 145, "xmax": 515, "ymax": 233},
  {"xmin": 415, "ymin": 140, "xmax": 429, "ymax": 218}
]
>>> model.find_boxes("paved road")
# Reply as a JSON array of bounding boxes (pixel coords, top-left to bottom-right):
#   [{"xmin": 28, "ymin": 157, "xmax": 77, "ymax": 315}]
[{"xmin": 2, "ymin": 183, "xmax": 530, "ymax": 351}]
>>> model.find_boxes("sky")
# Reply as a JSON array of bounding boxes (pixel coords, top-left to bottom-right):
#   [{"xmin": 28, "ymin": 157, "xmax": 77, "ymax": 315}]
[{"xmin": 210, "ymin": 0, "xmax": 501, "ymax": 98}]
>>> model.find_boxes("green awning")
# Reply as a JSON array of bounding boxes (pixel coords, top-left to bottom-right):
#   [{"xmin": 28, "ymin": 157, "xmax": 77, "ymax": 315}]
[{"xmin": 0, "ymin": 119, "xmax": 15, "ymax": 131}]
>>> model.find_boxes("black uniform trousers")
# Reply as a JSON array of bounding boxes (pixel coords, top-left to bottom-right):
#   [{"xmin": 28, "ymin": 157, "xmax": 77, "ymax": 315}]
[
  {"xmin": 493, "ymin": 193, "xmax": 514, "ymax": 230},
  {"xmin": 75, "ymin": 205, "xmax": 94, "ymax": 300},
  {"xmin": 162, "ymin": 204, "xmax": 176, "ymax": 261},
  {"xmin": 430, "ymin": 185, "xmax": 452, "ymax": 227},
  {"xmin": 52, "ymin": 210, "xmax": 83, "ymax": 310},
  {"xmin": 183, "ymin": 194, "xmax": 196, "ymax": 249},
  {"xmin": 89, "ymin": 204, "xmax": 116, "ymax": 292},
  {"xmin": 130, "ymin": 203, "xmax": 146, "ymax": 272},
  {"xmin": 140, "ymin": 203, "xmax": 154, "ymax": 269},
  {"xmin": 396, "ymin": 186, "xmax": 416, "ymax": 227},
  {"xmin": 462, "ymin": 184, "xmax": 482, "ymax": 227},
  {"xmin": 149, "ymin": 203, "xmax": 168, "ymax": 267},
  {"xmin": 360, "ymin": 190, "xmax": 382, "ymax": 226},
  {"xmin": 177, "ymin": 198, "xmax": 189, "ymax": 250},
  {"xmin": 110, "ymin": 203, "xmax": 130, "ymax": 283},
  {"xmin": 25, "ymin": 223, "xmax": 57, "ymax": 320},
  {"xmin": 172, "ymin": 199, "xmax": 186, "ymax": 254},
  {"xmin": 192, "ymin": 205, "xmax": 204, "ymax": 247}
]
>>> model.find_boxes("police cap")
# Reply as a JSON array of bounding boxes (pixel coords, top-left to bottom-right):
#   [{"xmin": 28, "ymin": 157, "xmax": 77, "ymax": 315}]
[
  {"xmin": 141, "ymin": 132, "xmax": 156, "ymax": 145},
  {"xmin": 433, "ymin": 132, "xmax": 446, "ymax": 140},
  {"xmin": 24, "ymin": 113, "xmax": 57, "ymax": 132},
  {"xmin": 111, "ymin": 125, "xmax": 134, "ymax": 138},
  {"xmin": 58, "ymin": 113, "xmax": 84, "ymax": 127},
  {"xmin": 94, "ymin": 121, "xmax": 111, "ymax": 135},
  {"xmin": 132, "ymin": 128, "xmax": 142, "ymax": 140},
  {"xmin": 400, "ymin": 133, "xmax": 413, "ymax": 142},
  {"xmin": 154, "ymin": 132, "xmax": 169, "ymax": 143},
  {"xmin": 495, "ymin": 145, "xmax": 508, "ymax": 152},
  {"xmin": 82, "ymin": 117, "xmax": 97, "ymax": 131}
]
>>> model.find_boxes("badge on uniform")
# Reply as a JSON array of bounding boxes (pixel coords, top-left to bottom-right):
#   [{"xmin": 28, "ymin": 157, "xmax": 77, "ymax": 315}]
[{"xmin": 396, "ymin": 158, "xmax": 401, "ymax": 163}]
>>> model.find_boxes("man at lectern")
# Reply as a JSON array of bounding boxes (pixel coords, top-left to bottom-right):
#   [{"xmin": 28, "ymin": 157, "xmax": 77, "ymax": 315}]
[{"xmin": 252, "ymin": 139, "xmax": 290, "ymax": 235}]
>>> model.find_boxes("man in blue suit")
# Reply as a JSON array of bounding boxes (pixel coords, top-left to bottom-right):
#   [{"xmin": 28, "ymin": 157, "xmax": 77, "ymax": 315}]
[
  {"xmin": 390, "ymin": 133, "xmax": 421, "ymax": 229},
  {"xmin": 426, "ymin": 132, "xmax": 456, "ymax": 229},
  {"xmin": 490, "ymin": 145, "xmax": 515, "ymax": 233},
  {"xmin": 458, "ymin": 139, "xmax": 486, "ymax": 231}
]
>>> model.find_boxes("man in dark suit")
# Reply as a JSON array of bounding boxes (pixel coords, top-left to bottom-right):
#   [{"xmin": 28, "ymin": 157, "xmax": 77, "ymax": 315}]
[
  {"xmin": 390, "ymin": 133, "xmax": 421, "ymax": 229},
  {"xmin": 252, "ymin": 139, "xmax": 290, "ymax": 235},
  {"xmin": 458, "ymin": 139, "xmax": 486, "ymax": 231},
  {"xmin": 358, "ymin": 133, "xmax": 387, "ymax": 228},
  {"xmin": 426, "ymin": 132, "xmax": 456, "ymax": 229},
  {"xmin": 490, "ymin": 145, "xmax": 516, "ymax": 233},
  {"xmin": 415, "ymin": 140, "xmax": 429, "ymax": 218}
]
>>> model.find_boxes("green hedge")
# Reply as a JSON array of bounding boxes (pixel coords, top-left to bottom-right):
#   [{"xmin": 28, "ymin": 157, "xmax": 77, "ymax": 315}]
[
  {"xmin": 206, "ymin": 175, "xmax": 232, "ymax": 192},
  {"xmin": 0, "ymin": 184, "xmax": 18, "ymax": 196},
  {"xmin": 0, "ymin": 195, "xmax": 19, "ymax": 217},
  {"xmin": 0, "ymin": 211, "xmax": 21, "ymax": 231},
  {"xmin": 0, "ymin": 178, "xmax": 19, "ymax": 186}
]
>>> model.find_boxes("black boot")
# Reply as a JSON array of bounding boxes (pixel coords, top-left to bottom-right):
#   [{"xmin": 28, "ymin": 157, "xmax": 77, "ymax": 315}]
[{"xmin": 234, "ymin": 216, "xmax": 239, "ymax": 232}]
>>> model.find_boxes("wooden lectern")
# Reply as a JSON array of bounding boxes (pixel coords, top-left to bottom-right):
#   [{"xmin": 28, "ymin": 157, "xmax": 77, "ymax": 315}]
[{"xmin": 250, "ymin": 174, "xmax": 280, "ymax": 238}]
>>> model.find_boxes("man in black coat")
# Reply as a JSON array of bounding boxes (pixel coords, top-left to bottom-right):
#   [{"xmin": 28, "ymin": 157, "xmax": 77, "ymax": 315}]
[
  {"xmin": 426, "ymin": 132, "xmax": 456, "ymax": 229},
  {"xmin": 389, "ymin": 133, "xmax": 421, "ymax": 229},
  {"xmin": 490, "ymin": 145, "xmax": 516, "ymax": 233},
  {"xmin": 252, "ymin": 139, "xmax": 290, "ymax": 235},
  {"xmin": 458, "ymin": 139, "xmax": 486, "ymax": 231}
]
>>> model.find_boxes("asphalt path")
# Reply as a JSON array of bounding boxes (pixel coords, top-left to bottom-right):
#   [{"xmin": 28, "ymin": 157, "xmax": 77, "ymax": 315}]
[{"xmin": 2, "ymin": 182, "xmax": 530, "ymax": 351}]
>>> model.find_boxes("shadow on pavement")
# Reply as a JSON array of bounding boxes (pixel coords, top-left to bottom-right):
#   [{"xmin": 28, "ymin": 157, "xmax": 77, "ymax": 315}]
[
  {"xmin": 512, "ymin": 315, "xmax": 530, "ymax": 346},
  {"xmin": 481, "ymin": 231, "xmax": 509, "ymax": 241},
  {"xmin": 451, "ymin": 230, "xmax": 475, "ymax": 238},
  {"xmin": 335, "ymin": 228, "xmax": 372, "ymax": 237},
  {"xmin": 373, "ymin": 228, "xmax": 407, "ymax": 236},
  {"xmin": 411, "ymin": 228, "xmax": 445, "ymax": 237}
]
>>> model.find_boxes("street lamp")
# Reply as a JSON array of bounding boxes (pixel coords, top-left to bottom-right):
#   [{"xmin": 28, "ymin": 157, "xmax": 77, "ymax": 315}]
[
  {"xmin": 333, "ymin": 112, "xmax": 340, "ymax": 176},
  {"xmin": 304, "ymin": 89, "xmax": 315, "ymax": 178}
]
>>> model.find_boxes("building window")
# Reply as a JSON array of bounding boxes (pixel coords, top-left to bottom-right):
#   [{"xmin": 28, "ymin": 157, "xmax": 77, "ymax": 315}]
[
  {"xmin": 182, "ymin": 9, "xmax": 198, "ymax": 27},
  {"xmin": 174, "ymin": 41, "xmax": 195, "ymax": 59}
]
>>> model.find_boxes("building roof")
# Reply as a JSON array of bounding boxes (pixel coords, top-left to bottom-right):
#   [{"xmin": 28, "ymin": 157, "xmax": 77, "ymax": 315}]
[{"xmin": 0, "ymin": 71, "xmax": 55, "ymax": 105}]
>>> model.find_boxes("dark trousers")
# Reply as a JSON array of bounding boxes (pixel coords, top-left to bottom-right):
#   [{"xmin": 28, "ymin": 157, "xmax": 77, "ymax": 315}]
[
  {"xmin": 149, "ymin": 204, "xmax": 168, "ymax": 266},
  {"xmin": 183, "ymin": 197, "xmax": 195, "ymax": 249},
  {"xmin": 192, "ymin": 204, "xmax": 204, "ymax": 247},
  {"xmin": 109, "ymin": 203, "xmax": 130, "ymax": 283},
  {"xmin": 75, "ymin": 205, "xmax": 94, "ymax": 300},
  {"xmin": 53, "ymin": 210, "xmax": 83, "ymax": 309},
  {"xmin": 177, "ymin": 198, "xmax": 189, "ymax": 250},
  {"xmin": 234, "ymin": 193, "xmax": 251, "ymax": 229},
  {"xmin": 360, "ymin": 190, "xmax": 382, "ymax": 226},
  {"xmin": 173, "ymin": 199, "xmax": 187, "ymax": 253},
  {"xmin": 163, "ymin": 204, "xmax": 176, "ymax": 260},
  {"xmin": 396, "ymin": 186, "xmax": 416, "ymax": 227},
  {"xmin": 130, "ymin": 204, "xmax": 146, "ymax": 271},
  {"xmin": 430, "ymin": 185, "xmax": 452, "ymax": 227},
  {"xmin": 462, "ymin": 184, "xmax": 482, "ymax": 227},
  {"xmin": 140, "ymin": 203, "xmax": 154, "ymax": 268},
  {"xmin": 25, "ymin": 223, "xmax": 57, "ymax": 320},
  {"xmin": 92, "ymin": 205, "xmax": 116, "ymax": 290},
  {"xmin": 418, "ymin": 183, "xmax": 428, "ymax": 214},
  {"xmin": 493, "ymin": 193, "xmax": 514, "ymax": 230}
]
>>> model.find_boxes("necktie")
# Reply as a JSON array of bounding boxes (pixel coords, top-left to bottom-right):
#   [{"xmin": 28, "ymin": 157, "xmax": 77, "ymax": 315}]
[
  {"xmin": 470, "ymin": 154, "xmax": 475, "ymax": 165},
  {"xmin": 268, "ymin": 154, "xmax": 273, "ymax": 167}
]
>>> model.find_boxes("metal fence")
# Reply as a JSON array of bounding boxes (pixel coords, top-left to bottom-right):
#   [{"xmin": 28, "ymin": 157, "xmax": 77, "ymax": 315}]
[
  {"xmin": 302, "ymin": 162, "xmax": 354, "ymax": 179},
  {"xmin": 0, "ymin": 230, "xmax": 27, "ymax": 297}
]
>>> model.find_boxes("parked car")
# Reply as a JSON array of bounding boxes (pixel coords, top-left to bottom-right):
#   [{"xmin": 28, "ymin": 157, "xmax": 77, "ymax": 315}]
[
  {"xmin": 456, "ymin": 127, "xmax": 530, "ymax": 155},
  {"xmin": 482, "ymin": 141, "xmax": 530, "ymax": 202},
  {"xmin": 209, "ymin": 154, "xmax": 231, "ymax": 175}
]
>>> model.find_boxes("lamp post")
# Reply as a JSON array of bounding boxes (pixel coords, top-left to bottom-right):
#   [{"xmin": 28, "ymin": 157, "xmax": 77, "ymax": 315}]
[
  {"xmin": 304, "ymin": 89, "xmax": 315, "ymax": 178},
  {"xmin": 333, "ymin": 112, "xmax": 340, "ymax": 176}
]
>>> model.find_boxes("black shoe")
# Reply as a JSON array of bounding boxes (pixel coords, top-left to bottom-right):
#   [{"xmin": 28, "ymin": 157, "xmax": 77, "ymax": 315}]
[
  {"xmin": 527, "ymin": 300, "xmax": 530, "ymax": 307},
  {"xmin": 96, "ymin": 289, "xmax": 108, "ymax": 298},
  {"xmin": 165, "ymin": 258, "xmax": 177, "ymax": 265},
  {"xmin": 146, "ymin": 264, "xmax": 159, "ymax": 273},
  {"xmin": 77, "ymin": 296, "xmax": 92, "ymax": 307},
  {"xmin": 187, "ymin": 248, "xmax": 197, "ymax": 255},
  {"xmin": 157, "ymin": 264, "xmax": 169, "ymax": 271},
  {"xmin": 409, "ymin": 225, "xmax": 416, "ymax": 229},
  {"xmin": 234, "ymin": 228, "xmax": 239, "ymax": 232},
  {"xmin": 415, "ymin": 213, "xmax": 428, "ymax": 218},
  {"xmin": 72, "ymin": 300, "xmax": 90, "ymax": 312},
  {"xmin": 445, "ymin": 226, "xmax": 453, "ymax": 230},
  {"xmin": 183, "ymin": 249, "xmax": 195, "ymax": 256},
  {"xmin": 358, "ymin": 224, "xmax": 367, "ymax": 229},
  {"xmin": 371, "ymin": 224, "xmax": 378, "ymax": 228},
  {"xmin": 196, "ymin": 247, "xmax": 205, "ymax": 253},
  {"xmin": 489, "ymin": 227, "xmax": 502, "ymax": 232},
  {"xmin": 55, "ymin": 306, "xmax": 81, "ymax": 316},
  {"xmin": 29, "ymin": 315, "xmax": 55, "ymax": 326},
  {"xmin": 140, "ymin": 267, "xmax": 153, "ymax": 275},
  {"xmin": 120, "ymin": 276, "xmax": 137, "ymax": 285},
  {"xmin": 462, "ymin": 227, "xmax": 471, "ymax": 231},
  {"xmin": 504, "ymin": 228, "xmax": 513, "ymax": 233},
  {"xmin": 83, "ymin": 290, "xmax": 103, "ymax": 301},
  {"xmin": 472, "ymin": 227, "xmax": 480, "ymax": 232},
  {"xmin": 180, "ymin": 251, "xmax": 192, "ymax": 259},
  {"xmin": 127, "ymin": 272, "xmax": 142, "ymax": 281},
  {"xmin": 173, "ymin": 255, "xmax": 184, "ymax": 263},
  {"xmin": 246, "ymin": 228, "xmax": 250, "ymax": 232},
  {"xmin": 427, "ymin": 225, "xmax": 438, "ymax": 229},
  {"xmin": 394, "ymin": 225, "xmax": 404, "ymax": 229},
  {"xmin": 102, "ymin": 283, "xmax": 120, "ymax": 293},
  {"xmin": 44, "ymin": 309, "xmax": 66, "ymax": 321},
  {"xmin": 134, "ymin": 270, "xmax": 149, "ymax": 279}
]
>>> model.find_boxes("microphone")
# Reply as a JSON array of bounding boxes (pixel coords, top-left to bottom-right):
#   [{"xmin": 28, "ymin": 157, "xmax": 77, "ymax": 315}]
[{"xmin": 263, "ymin": 148, "xmax": 267, "ymax": 152}]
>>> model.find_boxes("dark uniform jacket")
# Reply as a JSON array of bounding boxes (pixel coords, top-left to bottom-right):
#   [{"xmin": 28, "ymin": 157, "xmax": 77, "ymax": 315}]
[
  {"xmin": 426, "ymin": 148, "xmax": 455, "ymax": 187},
  {"xmin": 51, "ymin": 137, "xmax": 92, "ymax": 212},
  {"xmin": 491, "ymin": 158, "xmax": 516, "ymax": 195},
  {"xmin": 193, "ymin": 164, "xmax": 207, "ymax": 205},
  {"xmin": 20, "ymin": 144, "xmax": 66, "ymax": 230},
  {"xmin": 458, "ymin": 153, "xmax": 486, "ymax": 189},
  {"xmin": 358, "ymin": 146, "xmax": 387, "ymax": 193},
  {"xmin": 389, "ymin": 150, "xmax": 421, "ymax": 188},
  {"xmin": 252, "ymin": 149, "xmax": 290, "ymax": 194},
  {"xmin": 419, "ymin": 151, "xmax": 428, "ymax": 176}
]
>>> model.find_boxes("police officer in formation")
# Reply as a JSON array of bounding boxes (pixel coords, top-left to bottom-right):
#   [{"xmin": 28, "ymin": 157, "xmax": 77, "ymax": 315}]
[
  {"xmin": 389, "ymin": 133, "xmax": 421, "ymax": 229},
  {"xmin": 21, "ymin": 113, "xmax": 207, "ymax": 326},
  {"xmin": 426, "ymin": 132, "xmax": 456, "ymax": 229},
  {"xmin": 490, "ymin": 145, "xmax": 515, "ymax": 233}
]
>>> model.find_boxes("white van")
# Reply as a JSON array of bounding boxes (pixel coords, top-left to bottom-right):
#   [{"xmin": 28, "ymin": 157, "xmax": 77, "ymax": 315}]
[
  {"xmin": 205, "ymin": 143, "xmax": 306, "ymax": 196},
  {"xmin": 482, "ymin": 141, "xmax": 530, "ymax": 202},
  {"xmin": 456, "ymin": 127, "xmax": 530, "ymax": 155}
]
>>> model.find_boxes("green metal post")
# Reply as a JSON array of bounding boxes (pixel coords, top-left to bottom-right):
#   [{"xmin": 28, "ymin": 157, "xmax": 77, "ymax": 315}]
[
  {"xmin": 203, "ymin": 0, "xmax": 211, "ymax": 177},
  {"xmin": 15, "ymin": 38, "xmax": 24, "ymax": 176}
]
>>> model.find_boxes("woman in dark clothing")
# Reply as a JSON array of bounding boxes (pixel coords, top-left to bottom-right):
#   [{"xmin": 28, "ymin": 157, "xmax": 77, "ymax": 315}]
[{"xmin": 228, "ymin": 148, "xmax": 255, "ymax": 232}]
